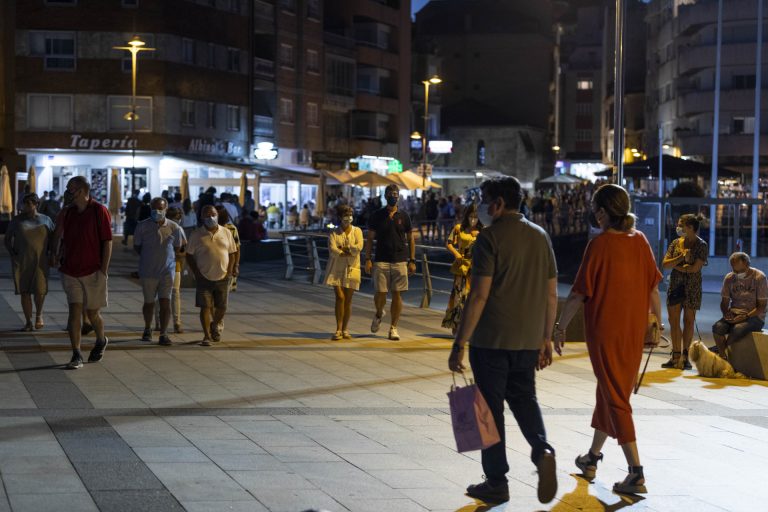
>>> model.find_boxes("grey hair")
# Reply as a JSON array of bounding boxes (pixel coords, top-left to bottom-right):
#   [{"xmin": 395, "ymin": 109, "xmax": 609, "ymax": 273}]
[{"xmin": 729, "ymin": 252, "xmax": 751, "ymax": 265}]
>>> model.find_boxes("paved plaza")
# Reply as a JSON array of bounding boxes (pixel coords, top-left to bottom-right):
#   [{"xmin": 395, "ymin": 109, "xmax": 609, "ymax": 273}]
[{"xmin": 0, "ymin": 243, "xmax": 766, "ymax": 512}]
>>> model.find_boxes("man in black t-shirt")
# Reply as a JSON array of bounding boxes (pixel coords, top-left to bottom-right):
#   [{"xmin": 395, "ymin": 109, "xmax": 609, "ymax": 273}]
[{"xmin": 364, "ymin": 184, "xmax": 416, "ymax": 341}]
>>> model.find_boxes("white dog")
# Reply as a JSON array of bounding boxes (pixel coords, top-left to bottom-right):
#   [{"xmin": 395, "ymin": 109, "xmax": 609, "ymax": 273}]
[{"xmin": 688, "ymin": 340, "xmax": 744, "ymax": 379}]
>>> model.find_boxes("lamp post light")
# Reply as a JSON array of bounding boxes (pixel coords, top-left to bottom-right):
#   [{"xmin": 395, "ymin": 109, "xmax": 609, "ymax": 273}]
[
  {"xmin": 114, "ymin": 36, "xmax": 155, "ymax": 175},
  {"xmin": 421, "ymin": 75, "xmax": 442, "ymax": 187}
]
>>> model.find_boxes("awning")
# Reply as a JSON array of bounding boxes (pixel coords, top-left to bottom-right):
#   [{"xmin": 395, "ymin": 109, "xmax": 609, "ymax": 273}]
[
  {"xmin": 595, "ymin": 156, "xmax": 741, "ymax": 179},
  {"xmin": 164, "ymin": 154, "xmax": 321, "ymax": 183}
]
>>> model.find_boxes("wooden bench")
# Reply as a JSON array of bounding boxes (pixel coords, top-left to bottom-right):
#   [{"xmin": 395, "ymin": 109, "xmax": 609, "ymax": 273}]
[{"xmin": 726, "ymin": 330, "xmax": 768, "ymax": 380}]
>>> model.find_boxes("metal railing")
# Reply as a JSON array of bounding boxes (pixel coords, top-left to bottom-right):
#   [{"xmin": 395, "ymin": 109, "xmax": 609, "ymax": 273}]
[{"xmin": 280, "ymin": 230, "xmax": 456, "ymax": 308}]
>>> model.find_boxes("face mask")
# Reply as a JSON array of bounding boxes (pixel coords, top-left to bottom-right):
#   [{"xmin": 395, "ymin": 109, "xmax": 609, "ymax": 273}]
[
  {"xmin": 736, "ymin": 271, "xmax": 748, "ymax": 279},
  {"xmin": 386, "ymin": 196, "xmax": 398, "ymax": 207},
  {"xmin": 341, "ymin": 216, "xmax": 352, "ymax": 227},
  {"xmin": 477, "ymin": 203, "xmax": 494, "ymax": 227},
  {"xmin": 676, "ymin": 227, "xmax": 684, "ymax": 237},
  {"xmin": 151, "ymin": 210, "xmax": 166, "ymax": 222},
  {"xmin": 203, "ymin": 216, "xmax": 218, "ymax": 228},
  {"xmin": 588, "ymin": 211, "xmax": 600, "ymax": 229}
]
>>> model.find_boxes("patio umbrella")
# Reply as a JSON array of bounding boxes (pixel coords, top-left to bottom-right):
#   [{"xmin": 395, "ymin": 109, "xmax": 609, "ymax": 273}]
[
  {"xmin": 538, "ymin": 174, "xmax": 583, "ymax": 185},
  {"xmin": 324, "ymin": 169, "xmax": 366, "ymax": 184},
  {"xmin": 180, "ymin": 170, "xmax": 190, "ymax": 203},
  {"xmin": 108, "ymin": 168, "xmax": 121, "ymax": 217},
  {"xmin": 27, "ymin": 165, "xmax": 37, "ymax": 196},
  {"xmin": 0, "ymin": 166, "xmax": 12, "ymax": 215},
  {"xmin": 392, "ymin": 170, "xmax": 443, "ymax": 190},
  {"xmin": 316, "ymin": 174, "xmax": 326, "ymax": 218},
  {"xmin": 345, "ymin": 171, "xmax": 397, "ymax": 188},
  {"xmin": 239, "ymin": 171, "xmax": 247, "ymax": 207}
]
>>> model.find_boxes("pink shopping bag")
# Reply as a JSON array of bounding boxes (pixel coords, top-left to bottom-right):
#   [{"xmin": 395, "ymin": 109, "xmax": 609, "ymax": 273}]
[{"xmin": 447, "ymin": 373, "xmax": 501, "ymax": 453}]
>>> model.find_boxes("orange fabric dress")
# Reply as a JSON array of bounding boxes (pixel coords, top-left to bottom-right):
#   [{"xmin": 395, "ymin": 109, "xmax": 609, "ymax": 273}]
[{"xmin": 572, "ymin": 230, "xmax": 662, "ymax": 444}]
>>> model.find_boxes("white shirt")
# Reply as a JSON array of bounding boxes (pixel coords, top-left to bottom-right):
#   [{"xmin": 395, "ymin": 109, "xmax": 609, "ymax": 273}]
[{"xmin": 186, "ymin": 225, "xmax": 237, "ymax": 281}]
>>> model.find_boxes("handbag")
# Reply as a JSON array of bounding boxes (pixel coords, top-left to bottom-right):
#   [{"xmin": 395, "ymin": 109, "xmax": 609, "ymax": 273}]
[
  {"xmin": 347, "ymin": 265, "xmax": 361, "ymax": 281},
  {"xmin": 447, "ymin": 373, "xmax": 501, "ymax": 453}
]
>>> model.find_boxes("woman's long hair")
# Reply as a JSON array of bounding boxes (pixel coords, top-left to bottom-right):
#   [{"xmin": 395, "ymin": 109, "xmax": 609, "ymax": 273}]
[
  {"xmin": 460, "ymin": 203, "xmax": 482, "ymax": 232},
  {"xmin": 592, "ymin": 184, "xmax": 635, "ymax": 232}
]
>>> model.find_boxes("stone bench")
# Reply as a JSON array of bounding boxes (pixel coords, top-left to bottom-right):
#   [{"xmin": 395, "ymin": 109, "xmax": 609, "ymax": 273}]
[{"xmin": 726, "ymin": 330, "xmax": 768, "ymax": 380}]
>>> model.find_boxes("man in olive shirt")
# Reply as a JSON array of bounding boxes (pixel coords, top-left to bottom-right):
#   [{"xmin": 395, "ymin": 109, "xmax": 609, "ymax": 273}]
[{"xmin": 448, "ymin": 177, "xmax": 559, "ymax": 505}]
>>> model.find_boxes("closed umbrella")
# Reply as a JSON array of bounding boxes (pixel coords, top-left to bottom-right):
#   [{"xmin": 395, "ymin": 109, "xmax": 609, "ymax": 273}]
[
  {"xmin": 0, "ymin": 166, "xmax": 12, "ymax": 215},
  {"xmin": 108, "ymin": 168, "xmax": 121, "ymax": 217},
  {"xmin": 252, "ymin": 173, "xmax": 260, "ymax": 210},
  {"xmin": 315, "ymin": 174, "xmax": 326, "ymax": 218},
  {"xmin": 180, "ymin": 170, "xmax": 190, "ymax": 203},
  {"xmin": 239, "ymin": 172, "xmax": 247, "ymax": 207},
  {"xmin": 27, "ymin": 165, "xmax": 37, "ymax": 196}
]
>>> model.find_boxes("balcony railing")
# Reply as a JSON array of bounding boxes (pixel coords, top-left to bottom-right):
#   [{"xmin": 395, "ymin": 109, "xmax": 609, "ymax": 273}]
[{"xmin": 254, "ymin": 57, "xmax": 275, "ymax": 79}]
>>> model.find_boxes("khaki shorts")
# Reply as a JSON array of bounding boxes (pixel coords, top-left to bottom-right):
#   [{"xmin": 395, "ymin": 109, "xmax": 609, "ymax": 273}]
[
  {"xmin": 195, "ymin": 276, "xmax": 231, "ymax": 309},
  {"xmin": 61, "ymin": 271, "xmax": 108, "ymax": 310},
  {"xmin": 373, "ymin": 262, "xmax": 409, "ymax": 293},
  {"xmin": 140, "ymin": 274, "xmax": 174, "ymax": 303}
]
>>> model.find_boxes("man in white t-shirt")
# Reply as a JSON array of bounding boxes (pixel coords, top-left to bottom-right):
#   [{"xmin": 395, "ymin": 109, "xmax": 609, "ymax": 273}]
[{"xmin": 186, "ymin": 205, "xmax": 237, "ymax": 346}]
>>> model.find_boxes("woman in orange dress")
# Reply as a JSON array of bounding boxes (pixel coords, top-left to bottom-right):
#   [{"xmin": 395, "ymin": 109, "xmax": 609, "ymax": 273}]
[{"xmin": 554, "ymin": 184, "xmax": 662, "ymax": 495}]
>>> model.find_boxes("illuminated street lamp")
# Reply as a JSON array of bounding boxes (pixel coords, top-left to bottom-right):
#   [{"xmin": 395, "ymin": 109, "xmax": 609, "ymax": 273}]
[
  {"xmin": 114, "ymin": 36, "xmax": 155, "ymax": 173},
  {"xmin": 421, "ymin": 75, "xmax": 442, "ymax": 187}
]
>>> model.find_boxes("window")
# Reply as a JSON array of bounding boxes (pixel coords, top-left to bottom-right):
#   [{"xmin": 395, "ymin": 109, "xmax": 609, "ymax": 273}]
[
  {"xmin": 280, "ymin": 0, "xmax": 296, "ymax": 14},
  {"xmin": 326, "ymin": 57, "xmax": 355, "ymax": 96},
  {"xmin": 307, "ymin": 0, "xmax": 320, "ymax": 19},
  {"xmin": 307, "ymin": 102, "xmax": 319, "ymax": 126},
  {"xmin": 279, "ymin": 44, "xmax": 294, "ymax": 69},
  {"xmin": 306, "ymin": 49, "xmax": 320, "ymax": 73},
  {"xmin": 576, "ymin": 102, "xmax": 592, "ymax": 115},
  {"xmin": 182, "ymin": 38, "xmax": 195, "ymax": 64},
  {"xmin": 181, "ymin": 100, "xmax": 196, "ymax": 127},
  {"xmin": 254, "ymin": 115, "xmax": 274, "ymax": 137},
  {"xmin": 227, "ymin": 105, "xmax": 241, "ymax": 131},
  {"xmin": 121, "ymin": 0, "xmax": 138, "ymax": 6},
  {"xmin": 575, "ymin": 129, "xmax": 592, "ymax": 141},
  {"xmin": 733, "ymin": 117, "xmax": 755, "ymax": 134},
  {"xmin": 208, "ymin": 43, "xmax": 217, "ymax": 68},
  {"xmin": 280, "ymin": 98, "xmax": 294, "ymax": 124},
  {"xmin": 732, "ymin": 74, "xmax": 757, "ymax": 89},
  {"xmin": 107, "ymin": 95, "xmax": 152, "ymax": 131},
  {"xmin": 227, "ymin": 48, "xmax": 240, "ymax": 72},
  {"xmin": 226, "ymin": 0, "xmax": 240, "ymax": 13},
  {"xmin": 30, "ymin": 32, "xmax": 76, "ymax": 70},
  {"xmin": 27, "ymin": 94, "xmax": 72, "ymax": 130},
  {"xmin": 206, "ymin": 102, "xmax": 217, "ymax": 129},
  {"xmin": 576, "ymin": 80, "xmax": 593, "ymax": 90}
]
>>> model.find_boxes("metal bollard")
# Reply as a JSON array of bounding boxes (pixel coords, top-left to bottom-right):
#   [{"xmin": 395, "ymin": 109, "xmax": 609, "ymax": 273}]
[
  {"xmin": 308, "ymin": 237, "xmax": 322, "ymax": 285},
  {"xmin": 282, "ymin": 236, "xmax": 294, "ymax": 280},
  {"xmin": 420, "ymin": 251, "xmax": 432, "ymax": 308}
]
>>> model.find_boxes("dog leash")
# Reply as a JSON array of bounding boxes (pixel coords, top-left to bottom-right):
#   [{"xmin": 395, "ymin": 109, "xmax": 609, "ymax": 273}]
[{"xmin": 634, "ymin": 344, "xmax": 655, "ymax": 394}]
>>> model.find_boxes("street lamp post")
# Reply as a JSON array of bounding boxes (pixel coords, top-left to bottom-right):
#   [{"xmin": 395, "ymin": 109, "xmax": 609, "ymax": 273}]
[
  {"xmin": 421, "ymin": 75, "xmax": 441, "ymax": 187},
  {"xmin": 114, "ymin": 36, "xmax": 155, "ymax": 177}
]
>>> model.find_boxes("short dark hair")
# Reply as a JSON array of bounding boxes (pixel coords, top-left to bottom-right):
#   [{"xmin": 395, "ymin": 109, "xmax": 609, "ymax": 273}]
[
  {"xmin": 23, "ymin": 192, "xmax": 40, "ymax": 204},
  {"xmin": 68, "ymin": 176, "xmax": 91, "ymax": 194},
  {"xmin": 679, "ymin": 213, "xmax": 702, "ymax": 233},
  {"xmin": 337, "ymin": 205, "xmax": 353, "ymax": 218},
  {"xmin": 384, "ymin": 184, "xmax": 399, "ymax": 196},
  {"xmin": 480, "ymin": 177, "xmax": 523, "ymax": 211}
]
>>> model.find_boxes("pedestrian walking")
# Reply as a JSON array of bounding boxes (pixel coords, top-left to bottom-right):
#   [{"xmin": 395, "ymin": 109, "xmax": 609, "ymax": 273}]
[
  {"xmin": 364, "ymin": 184, "xmax": 416, "ymax": 341},
  {"xmin": 54, "ymin": 177, "xmax": 113, "ymax": 370},
  {"xmin": 38, "ymin": 190, "xmax": 61, "ymax": 220},
  {"xmin": 448, "ymin": 177, "xmax": 559, "ymax": 505},
  {"xmin": 555, "ymin": 184, "xmax": 662, "ymax": 495},
  {"xmin": 134, "ymin": 197, "xmax": 185, "ymax": 346},
  {"xmin": 441, "ymin": 203, "xmax": 481, "ymax": 334},
  {"xmin": 324, "ymin": 205, "xmax": 363, "ymax": 340},
  {"xmin": 661, "ymin": 214, "xmax": 708, "ymax": 369},
  {"xmin": 122, "ymin": 190, "xmax": 142, "ymax": 246},
  {"xmin": 167, "ymin": 207, "xmax": 186, "ymax": 333},
  {"xmin": 4, "ymin": 193, "xmax": 54, "ymax": 331},
  {"xmin": 185, "ymin": 205, "xmax": 237, "ymax": 346},
  {"xmin": 216, "ymin": 206, "xmax": 240, "ymax": 292}
]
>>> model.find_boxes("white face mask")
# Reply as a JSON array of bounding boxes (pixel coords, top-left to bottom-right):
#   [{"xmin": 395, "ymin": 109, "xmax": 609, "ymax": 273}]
[
  {"xmin": 736, "ymin": 271, "xmax": 749, "ymax": 279},
  {"xmin": 676, "ymin": 227, "xmax": 684, "ymax": 237},
  {"xmin": 341, "ymin": 216, "xmax": 352, "ymax": 227},
  {"xmin": 477, "ymin": 203, "xmax": 494, "ymax": 227}
]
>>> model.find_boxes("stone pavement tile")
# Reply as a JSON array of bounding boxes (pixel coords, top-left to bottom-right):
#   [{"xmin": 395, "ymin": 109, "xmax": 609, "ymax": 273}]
[
  {"xmin": 57, "ymin": 437, "xmax": 141, "ymax": 462},
  {"xmin": 228, "ymin": 469, "xmax": 318, "ymax": 491},
  {"xmin": 133, "ymin": 446, "xmax": 211, "ymax": 463},
  {"xmin": 181, "ymin": 500, "xmax": 269, "ymax": 512},
  {"xmin": 191, "ymin": 439, "xmax": 268, "ymax": 455},
  {"xmin": 208, "ymin": 453, "xmax": 288, "ymax": 471},
  {"xmin": 369, "ymin": 469, "xmax": 466, "ymax": 490},
  {"xmin": 249, "ymin": 489, "xmax": 346, "ymax": 512},
  {"xmin": 242, "ymin": 430, "xmax": 318, "ymax": 447},
  {"xmin": 0, "ymin": 417, "xmax": 54, "ymax": 443},
  {"xmin": 335, "ymin": 497, "xmax": 428, "ymax": 512},
  {"xmin": 287, "ymin": 462, "xmax": 404, "ymax": 499},
  {"xmin": 339, "ymin": 453, "xmax": 423, "ymax": 471},
  {"xmin": 148, "ymin": 462, "xmax": 253, "ymax": 502},
  {"xmin": 2, "ymin": 467, "xmax": 87, "ymax": 495},
  {"xmin": 7, "ymin": 492, "xmax": 99, "ymax": 512},
  {"xmin": 266, "ymin": 445, "xmax": 343, "ymax": 463},
  {"xmin": 72, "ymin": 460, "xmax": 166, "ymax": 491},
  {"xmin": 400, "ymin": 488, "xmax": 480, "ymax": 510},
  {"xmin": 0, "ymin": 440, "xmax": 65, "ymax": 457},
  {"xmin": 90, "ymin": 489, "xmax": 186, "ymax": 512}
]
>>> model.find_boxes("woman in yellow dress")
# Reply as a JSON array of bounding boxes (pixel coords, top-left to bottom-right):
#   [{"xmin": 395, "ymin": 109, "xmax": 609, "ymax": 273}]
[
  {"xmin": 442, "ymin": 204, "xmax": 481, "ymax": 333},
  {"xmin": 324, "ymin": 205, "xmax": 364, "ymax": 340}
]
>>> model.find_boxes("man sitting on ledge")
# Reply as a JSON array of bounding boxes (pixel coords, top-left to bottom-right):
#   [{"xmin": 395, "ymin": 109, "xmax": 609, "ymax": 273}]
[{"xmin": 712, "ymin": 252, "xmax": 768, "ymax": 358}]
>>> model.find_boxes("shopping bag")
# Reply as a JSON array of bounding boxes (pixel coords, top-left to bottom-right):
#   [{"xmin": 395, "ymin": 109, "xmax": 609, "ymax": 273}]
[{"xmin": 447, "ymin": 373, "xmax": 501, "ymax": 453}]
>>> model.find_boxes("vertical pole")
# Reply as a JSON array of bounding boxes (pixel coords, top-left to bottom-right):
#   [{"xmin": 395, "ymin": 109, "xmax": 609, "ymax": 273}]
[
  {"xmin": 709, "ymin": 0, "xmax": 723, "ymax": 257},
  {"xmin": 658, "ymin": 126, "xmax": 664, "ymax": 197},
  {"xmin": 422, "ymin": 81, "xmax": 429, "ymax": 187},
  {"xmin": 131, "ymin": 47, "xmax": 138, "ymax": 177},
  {"xmin": 553, "ymin": 24, "xmax": 562, "ymax": 152},
  {"xmin": 613, "ymin": 0, "xmax": 626, "ymax": 184},
  {"xmin": 751, "ymin": 0, "xmax": 764, "ymax": 258}
]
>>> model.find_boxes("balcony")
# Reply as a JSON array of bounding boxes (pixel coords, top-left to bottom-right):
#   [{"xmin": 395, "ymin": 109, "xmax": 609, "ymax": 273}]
[
  {"xmin": 254, "ymin": 0, "xmax": 275, "ymax": 33},
  {"xmin": 677, "ymin": 132, "xmax": 768, "ymax": 158},
  {"xmin": 254, "ymin": 57, "xmax": 275, "ymax": 80},
  {"xmin": 678, "ymin": 43, "xmax": 767, "ymax": 76},
  {"xmin": 678, "ymin": 89, "xmax": 763, "ymax": 117}
]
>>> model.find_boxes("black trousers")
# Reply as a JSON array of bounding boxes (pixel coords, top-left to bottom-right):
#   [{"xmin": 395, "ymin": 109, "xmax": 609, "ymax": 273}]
[{"xmin": 469, "ymin": 346, "xmax": 553, "ymax": 485}]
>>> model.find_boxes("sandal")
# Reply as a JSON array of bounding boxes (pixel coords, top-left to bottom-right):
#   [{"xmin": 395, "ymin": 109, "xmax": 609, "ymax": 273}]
[
  {"xmin": 575, "ymin": 451, "xmax": 603, "ymax": 480},
  {"xmin": 661, "ymin": 351, "xmax": 681, "ymax": 369},
  {"xmin": 331, "ymin": 331, "xmax": 343, "ymax": 341},
  {"xmin": 20, "ymin": 322, "xmax": 33, "ymax": 332},
  {"xmin": 342, "ymin": 331, "xmax": 352, "ymax": 340},
  {"xmin": 35, "ymin": 317, "xmax": 44, "ymax": 330},
  {"xmin": 613, "ymin": 466, "xmax": 647, "ymax": 494}
]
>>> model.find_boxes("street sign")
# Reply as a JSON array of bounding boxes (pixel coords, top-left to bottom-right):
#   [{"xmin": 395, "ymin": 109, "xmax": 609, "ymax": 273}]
[{"xmin": 387, "ymin": 159, "xmax": 403, "ymax": 173}]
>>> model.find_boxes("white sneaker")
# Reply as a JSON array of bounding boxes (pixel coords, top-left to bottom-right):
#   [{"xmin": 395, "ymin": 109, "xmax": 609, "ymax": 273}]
[
  {"xmin": 371, "ymin": 312, "xmax": 384, "ymax": 333},
  {"xmin": 388, "ymin": 326, "xmax": 400, "ymax": 341}
]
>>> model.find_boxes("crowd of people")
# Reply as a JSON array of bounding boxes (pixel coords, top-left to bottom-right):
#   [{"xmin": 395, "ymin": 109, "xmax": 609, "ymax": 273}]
[{"xmin": 5, "ymin": 174, "xmax": 768, "ymax": 507}]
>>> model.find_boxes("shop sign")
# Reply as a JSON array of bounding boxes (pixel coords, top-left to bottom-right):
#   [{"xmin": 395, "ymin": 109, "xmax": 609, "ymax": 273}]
[
  {"xmin": 188, "ymin": 138, "xmax": 244, "ymax": 156},
  {"xmin": 70, "ymin": 134, "xmax": 137, "ymax": 150}
]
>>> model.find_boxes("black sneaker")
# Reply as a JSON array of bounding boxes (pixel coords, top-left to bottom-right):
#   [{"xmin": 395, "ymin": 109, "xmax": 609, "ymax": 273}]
[
  {"xmin": 81, "ymin": 323, "xmax": 94, "ymax": 336},
  {"xmin": 466, "ymin": 480, "xmax": 509, "ymax": 504},
  {"xmin": 536, "ymin": 450, "xmax": 558, "ymax": 504},
  {"xmin": 682, "ymin": 350, "xmax": 692, "ymax": 370},
  {"xmin": 141, "ymin": 328, "xmax": 152, "ymax": 342},
  {"xmin": 88, "ymin": 337, "xmax": 108, "ymax": 362},
  {"xmin": 661, "ymin": 352, "xmax": 681, "ymax": 369},
  {"xmin": 66, "ymin": 355, "xmax": 84, "ymax": 370},
  {"xmin": 158, "ymin": 335, "xmax": 172, "ymax": 346},
  {"xmin": 211, "ymin": 328, "xmax": 221, "ymax": 343}
]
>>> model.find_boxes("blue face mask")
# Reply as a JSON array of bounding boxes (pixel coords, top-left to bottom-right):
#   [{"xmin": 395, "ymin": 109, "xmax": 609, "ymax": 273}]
[
  {"xmin": 151, "ymin": 209, "xmax": 166, "ymax": 222},
  {"xmin": 203, "ymin": 216, "xmax": 218, "ymax": 228}
]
